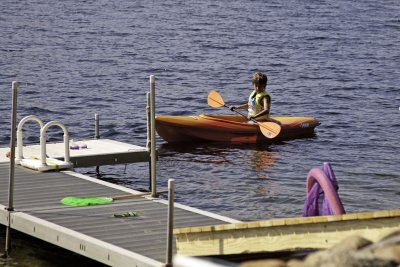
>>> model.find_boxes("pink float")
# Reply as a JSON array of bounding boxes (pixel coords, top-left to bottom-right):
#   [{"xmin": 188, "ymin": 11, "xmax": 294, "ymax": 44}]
[{"xmin": 303, "ymin": 162, "xmax": 345, "ymax": 216}]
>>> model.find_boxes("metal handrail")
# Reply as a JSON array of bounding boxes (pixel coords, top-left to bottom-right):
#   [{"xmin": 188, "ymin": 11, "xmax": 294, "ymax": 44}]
[
  {"xmin": 16, "ymin": 115, "xmax": 44, "ymax": 162},
  {"xmin": 40, "ymin": 121, "xmax": 71, "ymax": 167}
]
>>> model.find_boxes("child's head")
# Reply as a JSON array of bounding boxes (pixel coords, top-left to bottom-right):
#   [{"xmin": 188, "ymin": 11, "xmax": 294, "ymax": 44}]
[{"xmin": 251, "ymin": 72, "xmax": 268, "ymax": 90}]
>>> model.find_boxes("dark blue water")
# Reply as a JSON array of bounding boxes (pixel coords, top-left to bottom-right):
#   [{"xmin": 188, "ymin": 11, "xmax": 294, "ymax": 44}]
[{"xmin": 1, "ymin": 0, "xmax": 399, "ymax": 265}]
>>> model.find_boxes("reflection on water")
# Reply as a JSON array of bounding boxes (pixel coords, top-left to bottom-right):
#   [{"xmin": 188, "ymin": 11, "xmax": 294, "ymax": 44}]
[
  {"xmin": 159, "ymin": 142, "xmax": 278, "ymax": 172},
  {"xmin": 156, "ymin": 142, "xmax": 288, "ymax": 219},
  {"xmin": 249, "ymin": 148, "xmax": 277, "ymax": 172}
]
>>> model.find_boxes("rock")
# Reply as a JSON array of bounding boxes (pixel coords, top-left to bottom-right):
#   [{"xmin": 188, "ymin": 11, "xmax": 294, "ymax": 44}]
[
  {"xmin": 373, "ymin": 245, "xmax": 400, "ymax": 262},
  {"xmin": 286, "ymin": 258, "xmax": 306, "ymax": 267},
  {"xmin": 352, "ymin": 231, "xmax": 400, "ymax": 265},
  {"xmin": 289, "ymin": 231, "xmax": 400, "ymax": 267},
  {"xmin": 240, "ymin": 259, "xmax": 286, "ymax": 267},
  {"xmin": 239, "ymin": 231, "xmax": 400, "ymax": 267},
  {"xmin": 300, "ymin": 235, "xmax": 372, "ymax": 267}
]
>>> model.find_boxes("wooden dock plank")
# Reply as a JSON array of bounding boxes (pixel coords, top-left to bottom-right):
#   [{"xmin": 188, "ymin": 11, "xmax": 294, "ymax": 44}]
[{"xmin": 174, "ymin": 210, "xmax": 400, "ymax": 257}]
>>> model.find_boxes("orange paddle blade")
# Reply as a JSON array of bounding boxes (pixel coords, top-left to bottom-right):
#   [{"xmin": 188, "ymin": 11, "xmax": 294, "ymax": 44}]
[
  {"xmin": 258, "ymin": 122, "xmax": 281, "ymax": 139},
  {"xmin": 207, "ymin": 90, "xmax": 225, "ymax": 108}
]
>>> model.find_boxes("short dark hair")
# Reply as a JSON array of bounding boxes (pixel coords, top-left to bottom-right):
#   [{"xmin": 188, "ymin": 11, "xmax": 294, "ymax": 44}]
[{"xmin": 251, "ymin": 72, "xmax": 268, "ymax": 87}]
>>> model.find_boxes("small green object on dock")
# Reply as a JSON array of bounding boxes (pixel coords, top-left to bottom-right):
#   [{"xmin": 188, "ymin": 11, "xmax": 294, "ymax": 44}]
[
  {"xmin": 113, "ymin": 211, "xmax": 140, "ymax": 218},
  {"xmin": 60, "ymin": 196, "xmax": 113, "ymax": 206}
]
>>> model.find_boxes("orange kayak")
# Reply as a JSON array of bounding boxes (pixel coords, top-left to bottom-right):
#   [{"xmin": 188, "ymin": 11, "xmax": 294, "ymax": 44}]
[{"xmin": 155, "ymin": 114, "xmax": 320, "ymax": 143}]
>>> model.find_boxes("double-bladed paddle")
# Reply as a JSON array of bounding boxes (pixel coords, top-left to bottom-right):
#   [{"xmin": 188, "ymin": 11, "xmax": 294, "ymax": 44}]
[{"xmin": 207, "ymin": 90, "xmax": 281, "ymax": 139}]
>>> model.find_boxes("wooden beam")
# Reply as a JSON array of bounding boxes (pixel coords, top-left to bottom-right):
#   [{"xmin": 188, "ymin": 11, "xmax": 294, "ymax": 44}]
[{"xmin": 174, "ymin": 210, "xmax": 400, "ymax": 256}]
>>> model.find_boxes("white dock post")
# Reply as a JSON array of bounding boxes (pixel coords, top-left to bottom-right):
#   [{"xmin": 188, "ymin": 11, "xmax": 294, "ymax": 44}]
[
  {"xmin": 40, "ymin": 127, "xmax": 47, "ymax": 167},
  {"xmin": 95, "ymin": 113, "xmax": 100, "ymax": 175},
  {"xmin": 165, "ymin": 179, "xmax": 175, "ymax": 267},
  {"xmin": 5, "ymin": 81, "xmax": 18, "ymax": 256},
  {"xmin": 146, "ymin": 92, "xmax": 151, "ymax": 150},
  {"xmin": 150, "ymin": 75, "xmax": 157, "ymax": 197},
  {"xmin": 146, "ymin": 92, "xmax": 152, "ymax": 191},
  {"xmin": 95, "ymin": 113, "xmax": 100, "ymax": 139}
]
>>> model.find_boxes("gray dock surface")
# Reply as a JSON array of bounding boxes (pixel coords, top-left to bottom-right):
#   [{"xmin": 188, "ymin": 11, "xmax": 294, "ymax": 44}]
[
  {"xmin": 0, "ymin": 139, "xmax": 151, "ymax": 167},
  {"xmin": 0, "ymin": 162, "xmax": 240, "ymax": 266}
]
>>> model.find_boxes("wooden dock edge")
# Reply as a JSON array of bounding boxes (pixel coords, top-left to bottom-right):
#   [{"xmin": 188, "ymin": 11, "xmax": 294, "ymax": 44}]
[
  {"xmin": 0, "ymin": 204, "xmax": 162, "ymax": 267},
  {"xmin": 173, "ymin": 209, "xmax": 400, "ymax": 256}
]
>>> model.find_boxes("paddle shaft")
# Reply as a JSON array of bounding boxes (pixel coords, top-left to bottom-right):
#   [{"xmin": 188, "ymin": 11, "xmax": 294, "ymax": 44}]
[
  {"xmin": 207, "ymin": 89, "xmax": 281, "ymax": 138},
  {"xmin": 223, "ymin": 103, "xmax": 261, "ymax": 124}
]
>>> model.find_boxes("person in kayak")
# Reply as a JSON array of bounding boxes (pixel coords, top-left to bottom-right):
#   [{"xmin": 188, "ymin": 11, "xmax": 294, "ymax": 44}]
[{"xmin": 229, "ymin": 72, "xmax": 280, "ymax": 124}]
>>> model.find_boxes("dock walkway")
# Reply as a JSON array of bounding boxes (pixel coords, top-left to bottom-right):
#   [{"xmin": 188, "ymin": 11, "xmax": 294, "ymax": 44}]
[{"xmin": 0, "ymin": 162, "xmax": 240, "ymax": 266}]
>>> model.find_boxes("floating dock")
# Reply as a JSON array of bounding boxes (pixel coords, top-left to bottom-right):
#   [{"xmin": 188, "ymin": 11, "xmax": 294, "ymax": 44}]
[
  {"xmin": 0, "ymin": 78, "xmax": 244, "ymax": 266},
  {"xmin": 0, "ymin": 161, "xmax": 240, "ymax": 266},
  {"xmin": 0, "ymin": 139, "xmax": 151, "ymax": 168}
]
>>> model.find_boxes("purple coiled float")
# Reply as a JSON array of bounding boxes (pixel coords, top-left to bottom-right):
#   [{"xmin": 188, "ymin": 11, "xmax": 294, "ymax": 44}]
[{"xmin": 303, "ymin": 162, "xmax": 345, "ymax": 217}]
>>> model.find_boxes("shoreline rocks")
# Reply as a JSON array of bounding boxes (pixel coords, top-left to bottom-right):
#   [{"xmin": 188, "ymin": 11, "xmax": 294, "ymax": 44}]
[{"xmin": 241, "ymin": 231, "xmax": 400, "ymax": 267}]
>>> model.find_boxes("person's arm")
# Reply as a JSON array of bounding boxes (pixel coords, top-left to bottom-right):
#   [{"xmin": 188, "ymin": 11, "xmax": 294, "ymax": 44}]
[
  {"xmin": 229, "ymin": 103, "xmax": 248, "ymax": 111},
  {"xmin": 250, "ymin": 96, "xmax": 281, "ymax": 124}
]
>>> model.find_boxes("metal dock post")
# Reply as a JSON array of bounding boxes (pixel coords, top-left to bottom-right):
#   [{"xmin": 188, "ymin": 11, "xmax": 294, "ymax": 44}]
[
  {"xmin": 5, "ymin": 81, "xmax": 18, "ymax": 256},
  {"xmin": 146, "ymin": 92, "xmax": 152, "ymax": 191},
  {"xmin": 95, "ymin": 113, "xmax": 100, "ymax": 140},
  {"xmin": 95, "ymin": 113, "xmax": 100, "ymax": 175},
  {"xmin": 149, "ymin": 75, "xmax": 157, "ymax": 197},
  {"xmin": 146, "ymin": 92, "xmax": 151, "ymax": 150},
  {"xmin": 165, "ymin": 179, "xmax": 175, "ymax": 267}
]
